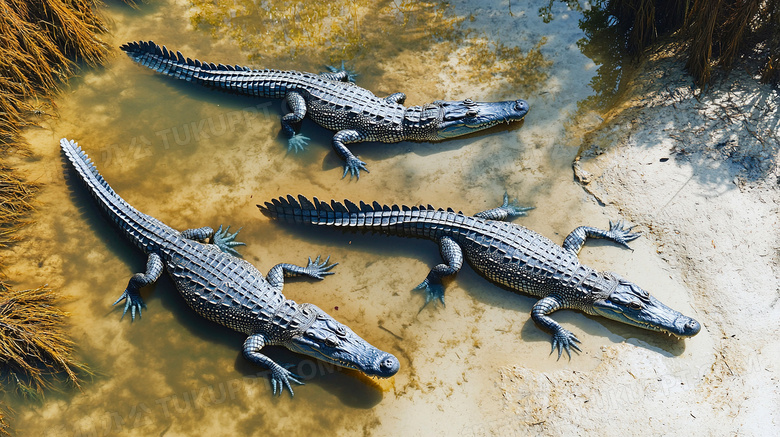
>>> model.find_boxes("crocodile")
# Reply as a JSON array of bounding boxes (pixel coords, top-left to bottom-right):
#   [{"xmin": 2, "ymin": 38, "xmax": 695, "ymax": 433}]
[
  {"xmin": 60, "ymin": 138, "xmax": 399, "ymax": 396},
  {"xmin": 259, "ymin": 194, "xmax": 702, "ymax": 358},
  {"xmin": 120, "ymin": 40, "xmax": 529, "ymax": 179}
]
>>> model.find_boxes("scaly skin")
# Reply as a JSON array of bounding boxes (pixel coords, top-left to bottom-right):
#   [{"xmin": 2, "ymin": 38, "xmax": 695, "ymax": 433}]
[
  {"xmin": 61, "ymin": 138, "xmax": 399, "ymax": 396},
  {"xmin": 259, "ymin": 193, "xmax": 702, "ymax": 359},
  {"xmin": 120, "ymin": 40, "xmax": 529, "ymax": 180}
]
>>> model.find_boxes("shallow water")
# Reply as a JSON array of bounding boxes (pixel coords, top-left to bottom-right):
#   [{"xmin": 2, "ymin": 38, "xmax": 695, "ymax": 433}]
[{"xmin": 5, "ymin": 0, "xmax": 710, "ymax": 435}]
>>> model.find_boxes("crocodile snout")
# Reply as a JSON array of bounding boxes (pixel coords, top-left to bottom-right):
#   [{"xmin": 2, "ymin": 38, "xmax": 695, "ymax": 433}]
[{"xmin": 376, "ymin": 353, "xmax": 400, "ymax": 377}]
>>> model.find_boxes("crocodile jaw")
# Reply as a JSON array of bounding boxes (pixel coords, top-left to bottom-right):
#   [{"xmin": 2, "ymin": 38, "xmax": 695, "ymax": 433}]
[
  {"xmin": 435, "ymin": 98, "xmax": 529, "ymax": 139},
  {"xmin": 590, "ymin": 279, "xmax": 701, "ymax": 338},
  {"xmin": 285, "ymin": 305, "xmax": 400, "ymax": 378}
]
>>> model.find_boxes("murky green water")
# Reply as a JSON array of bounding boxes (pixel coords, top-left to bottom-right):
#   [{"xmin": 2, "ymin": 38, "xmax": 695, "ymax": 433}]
[{"xmin": 4, "ymin": 0, "xmax": 707, "ymax": 435}]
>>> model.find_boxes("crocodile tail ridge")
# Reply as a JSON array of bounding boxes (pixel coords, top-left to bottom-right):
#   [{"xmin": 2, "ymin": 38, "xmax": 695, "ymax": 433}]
[
  {"xmin": 60, "ymin": 138, "xmax": 116, "ymax": 196},
  {"xmin": 120, "ymin": 40, "xmax": 263, "ymax": 92},
  {"xmin": 258, "ymin": 194, "xmax": 434, "ymax": 229}
]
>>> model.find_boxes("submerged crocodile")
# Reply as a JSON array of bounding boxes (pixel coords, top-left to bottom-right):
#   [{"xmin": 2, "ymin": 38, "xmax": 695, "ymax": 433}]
[
  {"xmin": 60, "ymin": 138, "xmax": 399, "ymax": 396},
  {"xmin": 259, "ymin": 194, "xmax": 701, "ymax": 358},
  {"xmin": 120, "ymin": 40, "xmax": 529, "ymax": 179}
]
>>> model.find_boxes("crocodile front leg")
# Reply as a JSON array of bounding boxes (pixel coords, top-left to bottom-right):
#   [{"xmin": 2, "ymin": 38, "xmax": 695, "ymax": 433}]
[
  {"xmin": 474, "ymin": 192, "xmax": 534, "ymax": 221},
  {"xmin": 562, "ymin": 220, "xmax": 640, "ymax": 255},
  {"xmin": 332, "ymin": 129, "xmax": 369, "ymax": 179},
  {"xmin": 243, "ymin": 334, "xmax": 303, "ymax": 397},
  {"xmin": 113, "ymin": 253, "xmax": 162, "ymax": 321},
  {"xmin": 181, "ymin": 225, "xmax": 246, "ymax": 257},
  {"xmin": 414, "ymin": 236, "xmax": 463, "ymax": 307},
  {"xmin": 266, "ymin": 255, "xmax": 338, "ymax": 293},
  {"xmin": 531, "ymin": 295, "xmax": 581, "ymax": 360},
  {"xmin": 281, "ymin": 92, "xmax": 310, "ymax": 152}
]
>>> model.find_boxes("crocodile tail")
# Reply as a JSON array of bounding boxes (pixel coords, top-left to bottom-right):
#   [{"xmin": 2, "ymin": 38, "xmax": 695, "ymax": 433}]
[
  {"xmin": 60, "ymin": 138, "xmax": 169, "ymax": 251},
  {"xmin": 60, "ymin": 138, "xmax": 117, "ymax": 200},
  {"xmin": 258, "ymin": 194, "xmax": 456, "ymax": 238},
  {"xmin": 120, "ymin": 40, "xmax": 287, "ymax": 97}
]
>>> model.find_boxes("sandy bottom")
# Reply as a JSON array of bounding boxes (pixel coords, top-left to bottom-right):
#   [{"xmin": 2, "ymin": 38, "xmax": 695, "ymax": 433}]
[{"xmin": 2, "ymin": 1, "xmax": 775, "ymax": 436}]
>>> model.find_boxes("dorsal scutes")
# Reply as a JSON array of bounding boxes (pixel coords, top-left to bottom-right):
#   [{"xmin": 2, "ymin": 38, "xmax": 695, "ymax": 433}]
[
  {"xmin": 298, "ymin": 195, "xmax": 315, "ymax": 210},
  {"xmin": 331, "ymin": 200, "xmax": 347, "ymax": 213},
  {"xmin": 344, "ymin": 199, "xmax": 360, "ymax": 212},
  {"xmin": 285, "ymin": 194, "xmax": 300, "ymax": 209}
]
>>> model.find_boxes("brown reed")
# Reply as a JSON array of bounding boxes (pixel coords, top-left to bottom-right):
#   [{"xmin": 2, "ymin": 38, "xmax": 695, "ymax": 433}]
[
  {"xmin": 607, "ymin": 0, "xmax": 780, "ymax": 85},
  {"xmin": 0, "ymin": 0, "xmax": 120, "ymax": 432}
]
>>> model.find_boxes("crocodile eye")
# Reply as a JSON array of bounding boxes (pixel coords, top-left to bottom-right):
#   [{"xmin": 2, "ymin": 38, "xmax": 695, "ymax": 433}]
[
  {"xmin": 324, "ymin": 337, "xmax": 339, "ymax": 348},
  {"xmin": 466, "ymin": 109, "xmax": 478, "ymax": 117},
  {"xmin": 629, "ymin": 301, "xmax": 643, "ymax": 310},
  {"xmin": 464, "ymin": 98, "xmax": 474, "ymax": 104}
]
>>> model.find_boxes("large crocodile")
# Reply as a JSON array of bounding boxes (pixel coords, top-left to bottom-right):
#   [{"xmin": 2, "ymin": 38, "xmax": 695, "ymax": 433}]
[
  {"xmin": 259, "ymin": 194, "xmax": 701, "ymax": 358},
  {"xmin": 120, "ymin": 40, "xmax": 529, "ymax": 179},
  {"xmin": 60, "ymin": 138, "xmax": 399, "ymax": 396}
]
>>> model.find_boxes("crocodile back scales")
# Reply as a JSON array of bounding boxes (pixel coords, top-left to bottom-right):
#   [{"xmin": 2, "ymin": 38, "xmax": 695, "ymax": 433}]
[
  {"xmin": 61, "ymin": 139, "xmax": 316, "ymax": 338},
  {"xmin": 260, "ymin": 196, "xmax": 607, "ymax": 305},
  {"xmin": 120, "ymin": 41, "xmax": 412, "ymax": 140}
]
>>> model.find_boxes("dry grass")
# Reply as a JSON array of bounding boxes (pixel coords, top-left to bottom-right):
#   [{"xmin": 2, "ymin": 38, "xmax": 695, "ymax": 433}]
[
  {"xmin": 0, "ymin": 164, "xmax": 38, "ymax": 249},
  {"xmin": 0, "ymin": 0, "xmax": 109, "ymax": 149},
  {"xmin": 591, "ymin": 0, "xmax": 780, "ymax": 85},
  {"xmin": 0, "ymin": 0, "xmax": 121, "ymax": 432},
  {"xmin": 0, "ymin": 283, "xmax": 90, "ymax": 398}
]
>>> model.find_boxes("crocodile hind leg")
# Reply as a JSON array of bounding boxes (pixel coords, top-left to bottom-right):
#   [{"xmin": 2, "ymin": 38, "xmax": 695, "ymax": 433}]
[
  {"xmin": 474, "ymin": 192, "xmax": 534, "ymax": 221},
  {"xmin": 243, "ymin": 334, "xmax": 303, "ymax": 397},
  {"xmin": 281, "ymin": 92, "xmax": 310, "ymax": 152},
  {"xmin": 531, "ymin": 295, "xmax": 581, "ymax": 360},
  {"xmin": 181, "ymin": 225, "xmax": 246, "ymax": 257},
  {"xmin": 266, "ymin": 255, "xmax": 338, "ymax": 293},
  {"xmin": 332, "ymin": 129, "xmax": 369, "ymax": 180},
  {"xmin": 562, "ymin": 220, "xmax": 641, "ymax": 256},
  {"xmin": 414, "ymin": 236, "xmax": 463, "ymax": 307},
  {"xmin": 384, "ymin": 92, "xmax": 406, "ymax": 104},
  {"xmin": 113, "ymin": 253, "xmax": 162, "ymax": 321},
  {"xmin": 323, "ymin": 61, "xmax": 358, "ymax": 83}
]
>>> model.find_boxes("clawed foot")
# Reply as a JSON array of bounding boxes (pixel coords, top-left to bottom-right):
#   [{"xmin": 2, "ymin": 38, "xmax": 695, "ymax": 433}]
[
  {"xmin": 606, "ymin": 220, "xmax": 641, "ymax": 250},
  {"xmin": 287, "ymin": 133, "xmax": 310, "ymax": 152},
  {"xmin": 303, "ymin": 255, "xmax": 338, "ymax": 279},
  {"xmin": 269, "ymin": 363, "xmax": 304, "ymax": 397},
  {"xmin": 113, "ymin": 289, "xmax": 147, "ymax": 321},
  {"xmin": 326, "ymin": 61, "xmax": 358, "ymax": 83},
  {"xmin": 500, "ymin": 192, "xmax": 535, "ymax": 218},
  {"xmin": 414, "ymin": 278, "xmax": 445, "ymax": 309},
  {"xmin": 341, "ymin": 157, "xmax": 369, "ymax": 180},
  {"xmin": 214, "ymin": 224, "xmax": 246, "ymax": 257},
  {"xmin": 551, "ymin": 328, "xmax": 582, "ymax": 360}
]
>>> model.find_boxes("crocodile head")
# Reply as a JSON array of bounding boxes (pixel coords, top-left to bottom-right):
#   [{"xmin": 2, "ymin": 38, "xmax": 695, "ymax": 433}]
[
  {"xmin": 287, "ymin": 305, "xmax": 400, "ymax": 378},
  {"xmin": 434, "ymin": 98, "xmax": 529, "ymax": 139},
  {"xmin": 591, "ymin": 275, "xmax": 701, "ymax": 338}
]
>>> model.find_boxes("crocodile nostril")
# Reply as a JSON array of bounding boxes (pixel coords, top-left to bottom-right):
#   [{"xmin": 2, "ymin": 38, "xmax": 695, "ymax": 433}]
[
  {"xmin": 379, "ymin": 355, "xmax": 400, "ymax": 375},
  {"xmin": 514, "ymin": 99, "xmax": 529, "ymax": 113},
  {"xmin": 684, "ymin": 319, "xmax": 701, "ymax": 335}
]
